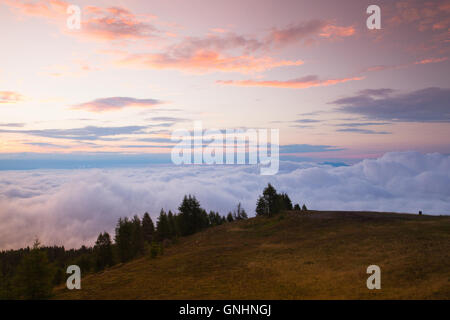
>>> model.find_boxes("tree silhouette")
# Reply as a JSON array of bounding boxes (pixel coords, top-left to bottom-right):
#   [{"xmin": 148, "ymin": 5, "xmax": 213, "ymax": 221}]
[
  {"xmin": 156, "ymin": 209, "xmax": 170, "ymax": 241},
  {"xmin": 142, "ymin": 212, "xmax": 155, "ymax": 243},
  {"xmin": 94, "ymin": 232, "xmax": 113, "ymax": 271},
  {"xmin": 115, "ymin": 218, "xmax": 134, "ymax": 262},
  {"xmin": 256, "ymin": 183, "xmax": 280, "ymax": 216},
  {"xmin": 232, "ymin": 203, "xmax": 248, "ymax": 220},
  {"xmin": 167, "ymin": 210, "xmax": 178, "ymax": 238},
  {"xmin": 256, "ymin": 184, "xmax": 293, "ymax": 216},
  {"xmin": 131, "ymin": 215, "xmax": 145, "ymax": 257},
  {"xmin": 178, "ymin": 195, "xmax": 208, "ymax": 236},
  {"xmin": 208, "ymin": 211, "xmax": 224, "ymax": 226},
  {"xmin": 280, "ymin": 193, "xmax": 293, "ymax": 211},
  {"xmin": 13, "ymin": 239, "xmax": 54, "ymax": 299}
]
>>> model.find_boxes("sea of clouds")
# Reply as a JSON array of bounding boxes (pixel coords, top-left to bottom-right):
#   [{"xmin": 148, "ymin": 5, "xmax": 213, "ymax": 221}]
[{"xmin": 0, "ymin": 151, "xmax": 449, "ymax": 250}]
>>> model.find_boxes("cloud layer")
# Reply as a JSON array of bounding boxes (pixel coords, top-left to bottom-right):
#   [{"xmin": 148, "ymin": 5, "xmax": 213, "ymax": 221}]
[{"xmin": 1, "ymin": 151, "xmax": 449, "ymax": 250}]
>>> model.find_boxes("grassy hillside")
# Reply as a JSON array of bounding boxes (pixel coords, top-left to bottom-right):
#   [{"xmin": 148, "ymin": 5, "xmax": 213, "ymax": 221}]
[{"xmin": 54, "ymin": 211, "xmax": 450, "ymax": 299}]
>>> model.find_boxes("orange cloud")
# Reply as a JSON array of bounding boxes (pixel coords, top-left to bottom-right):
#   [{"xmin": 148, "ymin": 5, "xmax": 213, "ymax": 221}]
[
  {"xmin": 216, "ymin": 75, "xmax": 364, "ymax": 89},
  {"xmin": 118, "ymin": 50, "xmax": 303, "ymax": 74},
  {"xmin": 319, "ymin": 25, "xmax": 356, "ymax": 38},
  {"xmin": 0, "ymin": 91, "xmax": 24, "ymax": 104}
]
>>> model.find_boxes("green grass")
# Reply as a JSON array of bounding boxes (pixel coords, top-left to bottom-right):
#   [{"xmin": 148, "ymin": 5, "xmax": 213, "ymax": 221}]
[{"xmin": 54, "ymin": 210, "xmax": 450, "ymax": 299}]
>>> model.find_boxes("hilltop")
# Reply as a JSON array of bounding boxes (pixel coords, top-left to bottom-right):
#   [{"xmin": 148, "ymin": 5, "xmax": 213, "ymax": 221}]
[{"xmin": 54, "ymin": 210, "xmax": 450, "ymax": 299}]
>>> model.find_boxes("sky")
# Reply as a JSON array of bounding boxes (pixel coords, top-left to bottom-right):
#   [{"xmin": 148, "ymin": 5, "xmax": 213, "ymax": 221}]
[
  {"xmin": 0, "ymin": 1, "xmax": 450, "ymax": 249},
  {"xmin": 0, "ymin": 0, "xmax": 449, "ymax": 163}
]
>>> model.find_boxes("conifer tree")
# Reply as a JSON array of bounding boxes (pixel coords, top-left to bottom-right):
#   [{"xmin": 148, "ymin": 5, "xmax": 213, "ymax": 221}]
[
  {"xmin": 131, "ymin": 215, "xmax": 145, "ymax": 257},
  {"xmin": 178, "ymin": 195, "xmax": 207, "ymax": 236},
  {"xmin": 233, "ymin": 203, "xmax": 248, "ymax": 220},
  {"xmin": 13, "ymin": 239, "xmax": 54, "ymax": 300},
  {"xmin": 115, "ymin": 217, "xmax": 134, "ymax": 262},
  {"xmin": 167, "ymin": 210, "xmax": 178, "ymax": 238},
  {"xmin": 255, "ymin": 183, "xmax": 290, "ymax": 216},
  {"xmin": 142, "ymin": 212, "xmax": 155, "ymax": 243},
  {"xmin": 280, "ymin": 193, "xmax": 293, "ymax": 211},
  {"xmin": 156, "ymin": 209, "xmax": 170, "ymax": 240},
  {"xmin": 94, "ymin": 232, "xmax": 113, "ymax": 271}
]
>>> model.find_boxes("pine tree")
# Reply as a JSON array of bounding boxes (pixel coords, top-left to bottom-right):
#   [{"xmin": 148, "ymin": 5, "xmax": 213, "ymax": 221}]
[
  {"xmin": 208, "ymin": 211, "xmax": 224, "ymax": 226},
  {"xmin": 226, "ymin": 212, "xmax": 234, "ymax": 222},
  {"xmin": 302, "ymin": 204, "xmax": 308, "ymax": 211},
  {"xmin": 167, "ymin": 210, "xmax": 178, "ymax": 238},
  {"xmin": 156, "ymin": 209, "xmax": 170, "ymax": 240},
  {"xmin": 255, "ymin": 184, "xmax": 292, "ymax": 216},
  {"xmin": 280, "ymin": 193, "xmax": 293, "ymax": 211},
  {"xmin": 94, "ymin": 232, "xmax": 113, "ymax": 271},
  {"xmin": 294, "ymin": 203, "xmax": 301, "ymax": 211},
  {"xmin": 115, "ymin": 218, "xmax": 134, "ymax": 263},
  {"xmin": 131, "ymin": 215, "xmax": 145, "ymax": 257},
  {"xmin": 142, "ymin": 212, "xmax": 155, "ymax": 243},
  {"xmin": 264, "ymin": 183, "xmax": 279, "ymax": 216},
  {"xmin": 178, "ymin": 195, "xmax": 207, "ymax": 236},
  {"xmin": 13, "ymin": 239, "xmax": 54, "ymax": 299},
  {"xmin": 256, "ymin": 196, "xmax": 267, "ymax": 216},
  {"xmin": 233, "ymin": 203, "xmax": 248, "ymax": 220}
]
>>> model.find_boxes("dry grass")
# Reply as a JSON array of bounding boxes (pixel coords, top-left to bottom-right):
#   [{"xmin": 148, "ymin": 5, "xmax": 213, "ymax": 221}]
[{"xmin": 54, "ymin": 211, "xmax": 450, "ymax": 299}]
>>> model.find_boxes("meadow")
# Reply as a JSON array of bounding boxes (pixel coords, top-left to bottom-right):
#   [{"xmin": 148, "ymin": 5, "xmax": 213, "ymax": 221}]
[{"xmin": 54, "ymin": 210, "xmax": 450, "ymax": 299}]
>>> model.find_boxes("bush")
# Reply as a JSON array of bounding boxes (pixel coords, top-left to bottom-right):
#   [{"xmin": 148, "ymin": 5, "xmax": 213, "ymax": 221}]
[{"xmin": 150, "ymin": 242, "xmax": 159, "ymax": 259}]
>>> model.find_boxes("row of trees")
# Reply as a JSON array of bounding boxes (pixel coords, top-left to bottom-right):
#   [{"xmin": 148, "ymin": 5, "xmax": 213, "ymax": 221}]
[
  {"xmin": 256, "ymin": 183, "xmax": 307, "ymax": 216},
  {"xmin": 112, "ymin": 195, "xmax": 240, "ymax": 263}
]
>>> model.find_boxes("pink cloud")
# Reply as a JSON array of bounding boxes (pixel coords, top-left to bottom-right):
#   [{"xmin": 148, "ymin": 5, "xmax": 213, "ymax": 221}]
[
  {"xmin": 110, "ymin": 17, "xmax": 353, "ymax": 74},
  {"xmin": 72, "ymin": 97, "xmax": 163, "ymax": 113},
  {"xmin": 414, "ymin": 57, "xmax": 449, "ymax": 64},
  {"xmin": 389, "ymin": 0, "xmax": 450, "ymax": 33},
  {"xmin": 4, "ymin": 0, "xmax": 67, "ymax": 20},
  {"xmin": 5, "ymin": 1, "xmax": 158, "ymax": 41},
  {"xmin": 362, "ymin": 56, "xmax": 448, "ymax": 74},
  {"xmin": 77, "ymin": 6, "xmax": 158, "ymax": 41},
  {"xmin": 118, "ymin": 49, "xmax": 303, "ymax": 74},
  {"xmin": 266, "ymin": 20, "xmax": 355, "ymax": 47},
  {"xmin": 216, "ymin": 75, "xmax": 364, "ymax": 89},
  {"xmin": 210, "ymin": 28, "xmax": 229, "ymax": 33}
]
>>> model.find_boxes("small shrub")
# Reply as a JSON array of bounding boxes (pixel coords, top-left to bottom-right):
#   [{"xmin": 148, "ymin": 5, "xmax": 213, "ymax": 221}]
[{"xmin": 150, "ymin": 242, "xmax": 159, "ymax": 259}]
